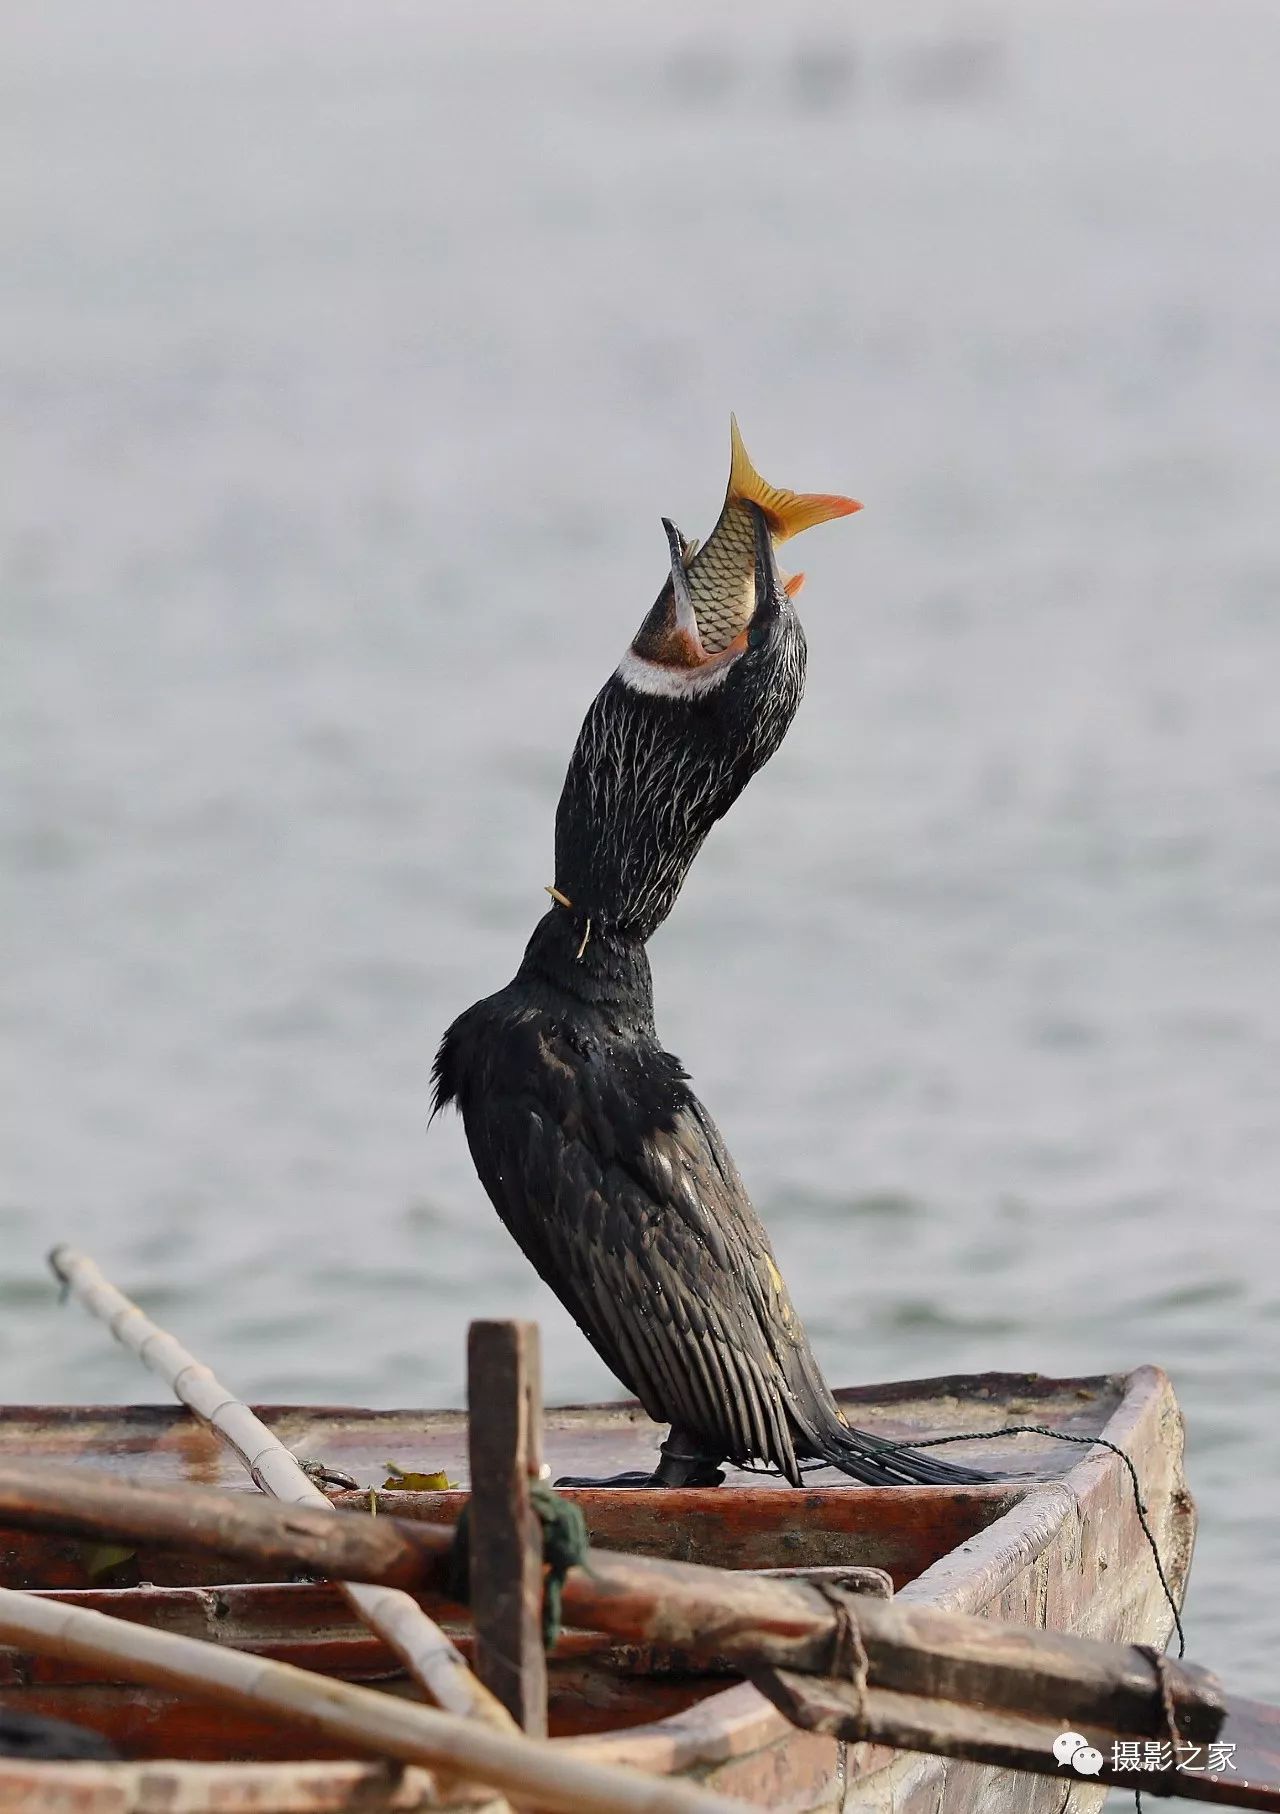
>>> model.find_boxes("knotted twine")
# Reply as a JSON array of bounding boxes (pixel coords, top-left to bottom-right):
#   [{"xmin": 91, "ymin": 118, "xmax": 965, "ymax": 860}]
[{"xmin": 447, "ymin": 1481, "xmax": 589, "ymax": 1650}]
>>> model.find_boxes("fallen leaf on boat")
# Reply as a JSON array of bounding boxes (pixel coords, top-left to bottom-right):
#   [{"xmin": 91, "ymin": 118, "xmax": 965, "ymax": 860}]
[
  {"xmin": 86, "ymin": 1543, "xmax": 136, "ymax": 1578},
  {"xmin": 382, "ymin": 1460, "xmax": 457, "ymax": 1491}
]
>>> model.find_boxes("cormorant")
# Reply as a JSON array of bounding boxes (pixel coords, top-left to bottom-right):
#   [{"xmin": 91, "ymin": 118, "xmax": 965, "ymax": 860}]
[{"xmin": 435, "ymin": 434, "xmax": 986, "ymax": 1488}]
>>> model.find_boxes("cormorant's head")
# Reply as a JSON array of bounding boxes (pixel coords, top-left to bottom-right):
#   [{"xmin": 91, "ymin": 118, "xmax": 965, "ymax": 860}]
[
  {"xmin": 553, "ymin": 431, "xmax": 858, "ymax": 949},
  {"xmin": 613, "ymin": 500, "xmax": 808, "ymax": 768},
  {"xmin": 551, "ymin": 505, "xmax": 805, "ymax": 946},
  {"xmin": 624, "ymin": 504, "xmax": 794, "ymax": 688}
]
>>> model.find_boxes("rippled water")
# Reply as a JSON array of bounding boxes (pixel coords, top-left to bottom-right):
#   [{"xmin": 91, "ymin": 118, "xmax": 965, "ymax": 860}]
[{"xmin": 4, "ymin": 0, "xmax": 1278, "ymax": 1749}]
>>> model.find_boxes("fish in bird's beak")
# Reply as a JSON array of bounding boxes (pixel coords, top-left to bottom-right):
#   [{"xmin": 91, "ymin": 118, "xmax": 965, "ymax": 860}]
[
  {"xmin": 558, "ymin": 421, "xmax": 855, "ymax": 937},
  {"xmin": 631, "ymin": 416, "xmax": 861, "ymax": 673}
]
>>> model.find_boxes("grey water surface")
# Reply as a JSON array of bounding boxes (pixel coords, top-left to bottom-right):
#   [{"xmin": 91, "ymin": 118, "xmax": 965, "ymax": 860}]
[{"xmin": 3, "ymin": 0, "xmax": 1278, "ymax": 1754}]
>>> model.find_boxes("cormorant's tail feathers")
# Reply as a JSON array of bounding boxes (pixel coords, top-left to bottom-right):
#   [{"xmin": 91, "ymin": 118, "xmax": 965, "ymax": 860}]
[{"xmin": 809, "ymin": 1421, "xmax": 992, "ymax": 1487}]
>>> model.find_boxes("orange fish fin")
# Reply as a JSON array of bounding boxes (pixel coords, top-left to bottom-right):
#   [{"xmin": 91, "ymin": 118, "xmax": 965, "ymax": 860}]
[
  {"xmin": 727, "ymin": 414, "xmax": 861, "ymax": 542},
  {"xmin": 782, "ymin": 570, "xmax": 806, "ymax": 599}
]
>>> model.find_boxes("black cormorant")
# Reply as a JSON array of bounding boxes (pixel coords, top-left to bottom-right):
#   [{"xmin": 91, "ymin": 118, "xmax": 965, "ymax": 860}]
[{"xmin": 435, "ymin": 458, "xmax": 986, "ymax": 1489}]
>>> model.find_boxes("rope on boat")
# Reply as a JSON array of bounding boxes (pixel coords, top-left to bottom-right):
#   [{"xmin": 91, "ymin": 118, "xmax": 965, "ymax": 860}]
[
  {"xmin": 448, "ymin": 1482, "xmax": 589, "ymax": 1650},
  {"xmin": 909, "ymin": 1424, "xmax": 1187, "ymax": 1814},
  {"xmin": 907, "ymin": 1425, "xmax": 1185, "ymax": 1657},
  {"xmin": 747, "ymin": 1419, "xmax": 1189, "ymax": 1813},
  {"xmin": 740, "ymin": 1421, "xmax": 1185, "ymax": 1658},
  {"xmin": 813, "ymin": 1580, "xmax": 870, "ymax": 1726}
]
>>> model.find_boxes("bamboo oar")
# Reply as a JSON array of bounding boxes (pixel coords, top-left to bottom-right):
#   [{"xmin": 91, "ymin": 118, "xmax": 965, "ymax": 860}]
[
  {"xmin": 46, "ymin": 1243, "xmax": 512, "ymax": 1736},
  {"xmin": 0, "ymin": 1587, "xmax": 747, "ymax": 1814}
]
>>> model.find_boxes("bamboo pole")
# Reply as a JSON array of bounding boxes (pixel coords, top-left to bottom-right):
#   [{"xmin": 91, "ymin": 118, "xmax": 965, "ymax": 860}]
[
  {"xmin": 0, "ymin": 1588, "xmax": 747, "ymax": 1814},
  {"xmin": 47, "ymin": 1243, "xmax": 513, "ymax": 1736}
]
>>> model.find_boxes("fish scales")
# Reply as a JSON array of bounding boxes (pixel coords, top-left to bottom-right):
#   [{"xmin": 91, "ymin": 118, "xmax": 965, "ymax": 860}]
[
  {"xmin": 679, "ymin": 419, "xmax": 861, "ymax": 659},
  {"xmin": 688, "ymin": 504, "xmax": 757, "ymax": 655}
]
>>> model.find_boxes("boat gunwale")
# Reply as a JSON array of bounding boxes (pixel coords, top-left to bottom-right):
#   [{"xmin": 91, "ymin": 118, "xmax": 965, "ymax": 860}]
[{"xmin": 0, "ymin": 1365, "xmax": 1121, "ymax": 1435}]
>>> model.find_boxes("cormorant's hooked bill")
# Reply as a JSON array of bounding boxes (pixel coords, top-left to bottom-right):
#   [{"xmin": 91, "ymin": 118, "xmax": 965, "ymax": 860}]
[{"xmin": 750, "ymin": 494, "xmax": 784, "ymax": 621}]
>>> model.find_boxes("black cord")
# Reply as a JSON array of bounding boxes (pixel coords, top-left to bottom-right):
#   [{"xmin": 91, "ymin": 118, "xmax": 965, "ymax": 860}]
[
  {"xmin": 741, "ymin": 1424, "xmax": 1184, "ymax": 1660},
  {"xmin": 909, "ymin": 1425, "xmax": 1185, "ymax": 1658},
  {"xmin": 910, "ymin": 1424, "xmax": 1186, "ymax": 1814}
]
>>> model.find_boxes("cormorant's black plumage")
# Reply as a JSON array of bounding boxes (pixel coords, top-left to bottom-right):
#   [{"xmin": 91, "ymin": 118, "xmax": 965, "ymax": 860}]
[
  {"xmin": 554, "ymin": 624, "xmax": 804, "ymax": 944},
  {"xmin": 434, "ymin": 910, "xmax": 979, "ymax": 1485},
  {"xmin": 435, "ymin": 502, "xmax": 987, "ymax": 1487}
]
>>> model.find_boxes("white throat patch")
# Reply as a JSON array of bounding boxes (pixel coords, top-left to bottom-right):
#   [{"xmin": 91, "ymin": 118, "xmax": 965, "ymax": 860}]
[{"xmin": 614, "ymin": 647, "xmax": 738, "ymax": 700}]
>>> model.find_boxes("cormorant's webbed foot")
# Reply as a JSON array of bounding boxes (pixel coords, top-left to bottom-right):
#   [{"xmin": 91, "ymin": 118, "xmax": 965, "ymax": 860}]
[
  {"xmin": 553, "ymin": 1468, "xmax": 659, "ymax": 1489},
  {"xmin": 555, "ymin": 1430, "xmax": 726, "ymax": 1490}
]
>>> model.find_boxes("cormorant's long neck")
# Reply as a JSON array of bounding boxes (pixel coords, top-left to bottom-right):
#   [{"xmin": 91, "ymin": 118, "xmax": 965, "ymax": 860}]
[{"xmin": 516, "ymin": 908, "xmax": 655, "ymax": 1036}]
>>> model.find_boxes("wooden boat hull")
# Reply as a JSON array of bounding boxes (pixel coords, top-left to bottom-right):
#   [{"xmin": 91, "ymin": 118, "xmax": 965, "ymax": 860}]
[{"xmin": 0, "ymin": 1366, "xmax": 1195, "ymax": 1812}]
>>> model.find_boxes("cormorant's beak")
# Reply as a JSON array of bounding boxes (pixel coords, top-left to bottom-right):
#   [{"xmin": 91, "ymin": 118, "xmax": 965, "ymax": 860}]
[
  {"xmin": 629, "ymin": 498, "xmax": 809, "ymax": 675},
  {"xmin": 661, "ymin": 516, "xmax": 700, "ymax": 646},
  {"xmin": 749, "ymin": 501, "xmax": 787, "ymax": 626}
]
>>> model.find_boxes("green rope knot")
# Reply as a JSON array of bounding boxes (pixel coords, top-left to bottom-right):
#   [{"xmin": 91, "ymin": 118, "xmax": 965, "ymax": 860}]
[
  {"xmin": 529, "ymin": 1480, "xmax": 589, "ymax": 1648},
  {"xmin": 446, "ymin": 1481, "xmax": 589, "ymax": 1651}
]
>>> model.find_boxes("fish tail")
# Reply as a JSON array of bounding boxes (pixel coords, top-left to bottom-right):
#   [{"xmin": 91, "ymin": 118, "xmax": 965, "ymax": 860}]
[{"xmin": 727, "ymin": 415, "xmax": 862, "ymax": 542}]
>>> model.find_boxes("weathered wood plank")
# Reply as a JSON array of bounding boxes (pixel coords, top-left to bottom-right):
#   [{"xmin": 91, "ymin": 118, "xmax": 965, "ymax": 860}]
[
  {"xmin": 757, "ymin": 1673, "xmax": 1280, "ymax": 1810},
  {"xmin": 840, "ymin": 1361, "xmax": 1198, "ymax": 1811},
  {"xmin": 466, "ymin": 1321, "xmax": 548, "ymax": 1737}
]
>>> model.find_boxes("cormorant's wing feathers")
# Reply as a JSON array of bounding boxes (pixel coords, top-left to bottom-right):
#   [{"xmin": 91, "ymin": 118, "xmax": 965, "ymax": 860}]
[
  {"xmin": 463, "ymin": 1041, "xmax": 817, "ymax": 1482},
  {"xmin": 452, "ymin": 1012, "xmax": 988, "ymax": 1488}
]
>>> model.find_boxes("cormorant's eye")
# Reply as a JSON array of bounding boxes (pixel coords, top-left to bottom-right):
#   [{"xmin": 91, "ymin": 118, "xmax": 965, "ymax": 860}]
[{"xmin": 747, "ymin": 621, "xmax": 767, "ymax": 651}]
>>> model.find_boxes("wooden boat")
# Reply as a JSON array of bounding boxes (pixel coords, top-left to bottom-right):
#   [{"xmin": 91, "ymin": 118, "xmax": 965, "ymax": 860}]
[{"xmin": 0, "ymin": 1365, "xmax": 1194, "ymax": 1812}]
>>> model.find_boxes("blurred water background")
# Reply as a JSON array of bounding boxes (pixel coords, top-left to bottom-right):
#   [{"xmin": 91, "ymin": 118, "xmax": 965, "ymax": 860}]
[{"xmin": 3, "ymin": 0, "xmax": 1278, "ymax": 1754}]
